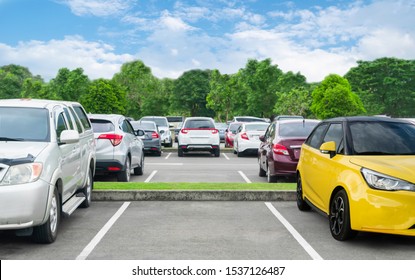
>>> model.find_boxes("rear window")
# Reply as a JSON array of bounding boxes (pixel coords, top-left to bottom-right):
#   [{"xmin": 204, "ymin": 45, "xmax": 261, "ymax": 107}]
[
  {"xmin": 279, "ymin": 122, "xmax": 318, "ymax": 137},
  {"xmin": 90, "ymin": 119, "xmax": 115, "ymax": 133},
  {"xmin": 245, "ymin": 123, "xmax": 269, "ymax": 131},
  {"xmin": 0, "ymin": 107, "xmax": 50, "ymax": 142},
  {"xmin": 141, "ymin": 117, "xmax": 168, "ymax": 127},
  {"xmin": 132, "ymin": 121, "xmax": 155, "ymax": 130},
  {"xmin": 185, "ymin": 119, "xmax": 215, "ymax": 129}
]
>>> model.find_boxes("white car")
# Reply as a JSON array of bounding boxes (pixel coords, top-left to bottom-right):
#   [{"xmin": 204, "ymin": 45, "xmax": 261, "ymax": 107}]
[
  {"xmin": 177, "ymin": 117, "xmax": 220, "ymax": 157},
  {"xmin": 0, "ymin": 99, "xmax": 96, "ymax": 243},
  {"xmin": 233, "ymin": 122, "xmax": 270, "ymax": 157}
]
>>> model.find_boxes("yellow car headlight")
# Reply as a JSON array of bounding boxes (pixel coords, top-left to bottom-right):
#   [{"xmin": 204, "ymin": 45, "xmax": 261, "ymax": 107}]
[
  {"xmin": 0, "ymin": 163, "xmax": 43, "ymax": 186},
  {"xmin": 361, "ymin": 168, "xmax": 415, "ymax": 191}
]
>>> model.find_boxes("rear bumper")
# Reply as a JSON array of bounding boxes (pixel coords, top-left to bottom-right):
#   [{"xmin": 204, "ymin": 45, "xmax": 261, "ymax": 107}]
[
  {"xmin": 179, "ymin": 144, "xmax": 219, "ymax": 152},
  {"xmin": 95, "ymin": 160, "xmax": 125, "ymax": 174}
]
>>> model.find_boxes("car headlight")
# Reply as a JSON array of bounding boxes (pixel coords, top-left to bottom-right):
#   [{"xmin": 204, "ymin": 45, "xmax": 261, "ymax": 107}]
[
  {"xmin": 361, "ymin": 168, "xmax": 415, "ymax": 191},
  {"xmin": 0, "ymin": 163, "xmax": 43, "ymax": 186}
]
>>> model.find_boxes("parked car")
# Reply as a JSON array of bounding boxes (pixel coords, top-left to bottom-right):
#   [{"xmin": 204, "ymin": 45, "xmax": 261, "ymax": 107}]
[
  {"xmin": 139, "ymin": 116, "xmax": 172, "ymax": 147},
  {"xmin": 177, "ymin": 117, "xmax": 220, "ymax": 157},
  {"xmin": 297, "ymin": 116, "xmax": 415, "ymax": 241},
  {"xmin": 131, "ymin": 120, "xmax": 162, "ymax": 156},
  {"xmin": 258, "ymin": 119, "xmax": 319, "ymax": 182},
  {"xmin": 0, "ymin": 99, "xmax": 96, "ymax": 243},
  {"xmin": 231, "ymin": 116, "xmax": 268, "ymax": 123},
  {"xmin": 233, "ymin": 122, "xmax": 270, "ymax": 156},
  {"xmin": 215, "ymin": 122, "xmax": 227, "ymax": 142},
  {"xmin": 225, "ymin": 122, "xmax": 242, "ymax": 148},
  {"xmin": 174, "ymin": 122, "xmax": 183, "ymax": 143},
  {"xmin": 89, "ymin": 114, "xmax": 144, "ymax": 182}
]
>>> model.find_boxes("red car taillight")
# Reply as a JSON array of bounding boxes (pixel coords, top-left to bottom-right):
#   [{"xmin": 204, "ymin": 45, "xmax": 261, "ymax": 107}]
[
  {"xmin": 152, "ymin": 132, "xmax": 159, "ymax": 139},
  {"xmin": 181, "ymin": 128, "xmax": 189, "ymax": 134},
  {"xmin": 211, "ymin": 129, "xmax": 218, "ymax": 134},
  {"xmin": 98, "ymin": 134, "xmax": 123, "ymax": 146},
  {"xmin": 273, "ymin": 144, "xmax": 289, "ymax": 155},
  {"xmin": 241, "ymin": 132, "xmax": 249, "ymax": 140}
]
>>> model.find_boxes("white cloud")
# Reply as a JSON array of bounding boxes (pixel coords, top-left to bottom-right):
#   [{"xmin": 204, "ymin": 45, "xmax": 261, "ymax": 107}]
[
  {"xmin": 60, "ymin": 0, "xmax": 134, "ymax": 17},
  {"xmin": 0, "ymin": 36, "xmax": 134, "ymax": 81}
]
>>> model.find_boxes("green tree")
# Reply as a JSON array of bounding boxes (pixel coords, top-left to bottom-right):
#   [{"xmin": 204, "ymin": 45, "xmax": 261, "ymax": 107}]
[
  {"xmin": 79, "ymin": 79, "xmax": 127, "ymax": 114},
  {"xmin": 0, "ymin": 64, "xmax": 35, "ymax": 99},
  {"xmin": 207, "ymin": 70, "xmax": 235, "ymax": 122},
  {"xmin": 237, "ymin": 59, "xmax": 283, "ymax": 118},
  {"xmin": 47, "ymin": 68, "xmax": 90, "ymax": 101},
  {"xmin": 274, "ymin": 87, "xmax": 313, "ymax": 117},
  {"xmin": 311, "ymin": 74, "xmax": 366, "ymax": 119},
  {"xmin": 345, "ymin": 57, "xmax": 415, "ymax": 117},
  {"xmin": 172, "ymin": 69, "xmax": 214, "ymax": 117},
  {"xmin": 21, "ymin": 78, "xmax": 53, "ymax": 99},
  {"xmin": 112, "ymin": 60, "xmax": 160, "ymax": 119}
]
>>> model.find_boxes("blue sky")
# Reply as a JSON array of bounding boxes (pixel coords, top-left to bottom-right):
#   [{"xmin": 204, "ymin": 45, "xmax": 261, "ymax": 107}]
[{"xmin": 1, "ymin": 0, "xmax": 414, "ymax": 82}]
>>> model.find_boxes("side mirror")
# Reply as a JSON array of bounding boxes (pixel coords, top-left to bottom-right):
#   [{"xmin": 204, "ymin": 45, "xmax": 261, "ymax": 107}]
[
  {"xmin": 60, "ymin": 130, "xmax": 80, "ymax": 144},
  {"xmin": 320, "ymin": 141, "xmax": 336, "ymax": 158},
  {"xmin": 259, "ymin": 135, "xmax": 265, "ymax": 142},
  {"xmin": 160, "ymin": 130, "xmax": 165, "ymax": 134},
  {"xmin": 135, "ymin": 129, "xmax": 145, "ymax": 138}
]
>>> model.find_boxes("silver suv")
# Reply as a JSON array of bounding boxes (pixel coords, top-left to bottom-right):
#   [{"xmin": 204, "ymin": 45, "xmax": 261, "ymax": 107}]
[
  {"xmin": 0, "ymin": 99, "xmax": 96, "ymax": 243},
  {"xmin": 177, "ymin": 117, "xmax": 220, "ymax": 157},
  {"xmin": 89, "ymin": 114, "xmax": 144, "ymax": 182}
]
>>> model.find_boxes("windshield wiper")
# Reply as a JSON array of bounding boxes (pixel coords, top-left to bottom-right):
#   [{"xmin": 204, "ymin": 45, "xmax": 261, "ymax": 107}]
[{"xmin": 0, "ymin": 137, "xmax": 24, "ymax": 141}]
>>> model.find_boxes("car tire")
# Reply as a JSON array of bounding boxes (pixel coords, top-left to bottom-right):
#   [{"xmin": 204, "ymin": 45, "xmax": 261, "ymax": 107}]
[
  {"xmin": 267, "ymin": 165, "xmax": 277, "ymax": 183},
  {"xmin": 33, "ymin": 186, "xmax": 60, "ymax": 244},
  {"xmin": 178, "ymin": 147, "xmax": 184, "ymax": 157},
  {"xmin": 214, "ymin": 148, "xmax": 220, "ymax": 157},
  {"xmin": 134, "ymin": 154, "xmax": 144, "ymax": 175},
  {"xmin": 296, "ymin": 175, "xmax": 310, "ymax": 211},
  {"xmin": 237, "ymin": 150, "xmax": 243, "ymax": 157},
  {"xmin": 117, "ymin": 157, "xmax": 131, "ymax": 182},
  {"xmin": 80, "ymin": 167, "xmax": 93, "ymax": 208},
  {"xmin": 258, "ymin": 159, "xmax": 266, "ymax": 177},
  {"xmin": 329, "ymin": 189, "xmax": 357, "ymax": 241}
]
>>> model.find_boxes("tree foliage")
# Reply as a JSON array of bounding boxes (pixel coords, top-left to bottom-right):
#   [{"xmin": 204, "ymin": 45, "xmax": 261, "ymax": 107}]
[
  {"xmin": 311, "ymin": 74, "xmax": 366, "ymax": 119},
  {"xmin": 48, "ymin": 68, "xmax": 90, "ymax": 101},
  {"xmin": 345, "ymin": 57, "xmax": 415, "ymax": 117},
  {"xmin": 0, "ymin": 64, "xmax": 36, "ymax": 99}
]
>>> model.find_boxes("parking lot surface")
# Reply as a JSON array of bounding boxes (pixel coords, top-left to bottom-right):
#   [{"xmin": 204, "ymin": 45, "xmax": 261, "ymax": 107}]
[{"xmin": 1, "ymin": 150, "xmax": 415, "ymax": 260}]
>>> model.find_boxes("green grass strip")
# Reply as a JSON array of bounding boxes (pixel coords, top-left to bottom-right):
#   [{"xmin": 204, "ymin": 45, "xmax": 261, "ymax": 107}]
[{"xmin": 94, "ymin": 182, "xmax": 296, "ymax": 191}]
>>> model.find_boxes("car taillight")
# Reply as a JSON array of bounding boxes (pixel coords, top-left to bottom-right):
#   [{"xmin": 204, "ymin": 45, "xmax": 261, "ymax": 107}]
[
  {"xmin": 98, "ymin": 134, "xmax": 123, "ymax": 146},
  {"xmin": 152, "ymin": 132, "xmax": 159, "ymax": 139},
  {"xmin": 273, "ymin": 144, "xmax": 289, "ymax": 155},
  {"xmin": 241, "ymin": 132, "xmax": 249, "ymax": 140},
  {"xmin": 181, "ymin": 128, "xmax": 189, "ymax": 134},
  {"xmin": 211, "ymin": 129, "xmax": 218, "ymax": 134}
]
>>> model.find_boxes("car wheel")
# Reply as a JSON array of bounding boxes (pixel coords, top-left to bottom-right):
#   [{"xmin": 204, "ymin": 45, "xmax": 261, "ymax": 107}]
[
  {"xmin": 178, "ymin": 147, "xmax": 184, "ymax": 157},
  {"xmin": 267, "ymin": 165, "xmax": 277, "ymax": 183},
  {"xmin": 134, "ymin": 154, "xmax": 144, "ymax": 175},
  {"xmin": 258, "ymin": 159, "xmax": 266, "ymax": 177},
  {"xmin": 214, "ymin": 148, "xmax": 220, "ymax": 157},
  {"xmin": 80, "ymin": 168, "xmax": 93, "ymax": 208},
  {"xmin": 117, "ymin": 157, "xmax": 131, "ymax": 182},
  {"xmin": 296, "ymin": 175, "xmax": 310, "ymax": 211},
  {"xmin": 237, "ymin": 150, "xmax": 243, "ymax": 157},
  {"xmin": 33, "ymin": 186, "xmax": 60, "ymax": 244},
  {"xmin": 329, "ymin": 189, "xmax": 357, "ymax": 241}
]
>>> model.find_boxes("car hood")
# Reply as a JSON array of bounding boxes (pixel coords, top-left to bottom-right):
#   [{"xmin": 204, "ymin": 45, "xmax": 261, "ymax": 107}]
[
  {"xmin": 0, "ymin": 142, "xmax": 49, "ymax": 163},
  {"xmin": 350, "ymin": 156, "xmax": 415, "ymax": 182}
]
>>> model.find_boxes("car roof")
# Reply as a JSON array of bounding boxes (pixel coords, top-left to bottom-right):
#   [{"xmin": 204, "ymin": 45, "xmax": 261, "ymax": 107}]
[
  {"xmin": 88, "ymin": 114, "xmax": 124, "ymax": 122},
  {"xmin": 0, "ymin": 98, "xmax": 73, "ymax": 109},
  {"xmin": 323, "ymin": 116, "xmax": 405, "ymax": 123}
]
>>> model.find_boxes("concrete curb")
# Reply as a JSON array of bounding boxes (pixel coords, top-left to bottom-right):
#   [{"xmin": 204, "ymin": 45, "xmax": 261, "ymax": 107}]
[{"xmin": 92, "ymin": 190, "xmax": 296, "ymax": 201}]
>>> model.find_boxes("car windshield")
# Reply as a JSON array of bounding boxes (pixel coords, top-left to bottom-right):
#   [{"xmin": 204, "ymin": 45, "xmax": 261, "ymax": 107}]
[
  {"xmin": 215, "ymin": 123, "xmax": 227, "ymax": 129},
  {"xmin": 141, "ymin": 117, "xmax": 168, "ymax": 127},
  {"xmin": 245, "ymin": 123, "xmax": 269, "ymax": 131},
  {"xmin": 185, "ymin": 119, "xmax": 214, "ymax": 129},
  {"xmin": 350, "ymin": 121, "xmax": 415, "ymax": 155},
  {"xmin": 235, "ymin": 117, "xmax": 266, "ymax": 122},
  {"xmin": 133, "ymin": 122, "xmax": 155, "ymax": 130},
  {"xmin": 228, "ymin": 123, "xmax": 241, "ymax": 133},
  {"xmin": 279, "ymin": 122, "xmax": 318, "ymax": 137},
  {"xmin": 90, "ymin": 119, "xmax": 115, "ymax": 133},
  {"xmin": 0, "ymin": 107, "xmax": 49, "ymax": 142}
]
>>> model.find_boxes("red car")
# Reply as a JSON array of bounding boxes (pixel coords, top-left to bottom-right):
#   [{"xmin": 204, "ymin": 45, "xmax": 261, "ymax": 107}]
[
  {"xmin": 224, "ymin": 122, "xmax": 242, "ymax": 148},
  {"xmin": 258, "ymin": 119, "xmax": 320, "ymax": 182}
]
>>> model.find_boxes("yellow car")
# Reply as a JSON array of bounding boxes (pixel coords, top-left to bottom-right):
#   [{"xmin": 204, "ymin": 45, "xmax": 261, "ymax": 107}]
[{"xmin": 296, "ymin": 116, "xmax": 415, "ymax": 241}]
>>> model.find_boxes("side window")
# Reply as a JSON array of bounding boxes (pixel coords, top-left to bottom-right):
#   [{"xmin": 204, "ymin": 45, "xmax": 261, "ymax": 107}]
[
  {"xmin": 72, "ymin": 105, "xmax": 91, "ymax": 130},
  {"xmin": 265, "ymin": 123, "xmax": 275, "ymax": 140},
  {"xmin": 68, "ymin": 107, "xmax": 83, "ymax": 134},
  {"xmin": 63, "ymin": 108, "xmax": 74, "ymax": 130},
  {"xmin": 56, "ymin": 113, "xmax": 68, "ymax": 141},
  {"xmin": 323, "ymin": 123, "xmax": 344, "ymax": 153},
  {"xmin": 121, "ymin": 120, "xmax": 135, "ymax": 134},
  {"xmin": 306, "ymin": 123, "xmax": 328, "ymax": 149}
]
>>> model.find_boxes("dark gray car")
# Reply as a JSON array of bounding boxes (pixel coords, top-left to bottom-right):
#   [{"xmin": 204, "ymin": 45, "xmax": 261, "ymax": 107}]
[{"xmin": 131, "ymin": 120, "xmax": 162, "ymax": 156}]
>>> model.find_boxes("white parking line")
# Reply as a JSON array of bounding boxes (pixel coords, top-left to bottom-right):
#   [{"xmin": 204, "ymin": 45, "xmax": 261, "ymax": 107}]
[
  {"xmin": 238, "ymin": 171, "xmax": 252, "ymax": 183},
  {"xmin": 147, "ymin": 163, "xmax": 183, "ymax": 166},
  {"xmin": 145, "ymin": 170, "xmax": 158, "ymax": 182},
  {"xmin": 223, "ymin": 153, "xmax": 230, "ymax": 160},
  {"xmin": 76, "ymin": 202, "xmax": 130, "ymax": 260},
  {"xmin": 265, "ymin": 202, "xmax": 323, "ymax": 260},
  {"xmin": 165, "ymin": 152, "xmax": 172, "ymax": 160}
]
